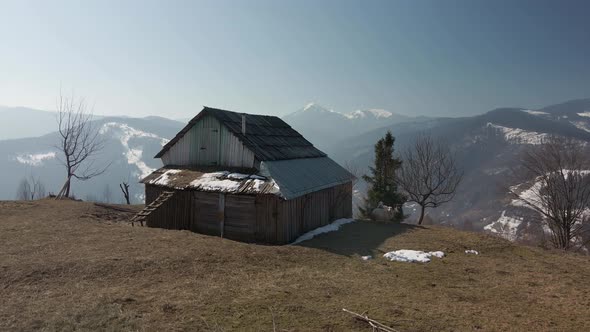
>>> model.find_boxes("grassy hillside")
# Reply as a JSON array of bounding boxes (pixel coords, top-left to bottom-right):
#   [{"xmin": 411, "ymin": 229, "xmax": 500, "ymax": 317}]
[{"xmin": 1, "ymin": 200, "xmax": 589, "ymax": 331}]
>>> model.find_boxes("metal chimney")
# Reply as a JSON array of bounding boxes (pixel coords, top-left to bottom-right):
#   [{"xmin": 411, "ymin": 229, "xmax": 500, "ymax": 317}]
[{"xmin": 242, "ymin": 114, "xmax": 246, "ymax": 135}]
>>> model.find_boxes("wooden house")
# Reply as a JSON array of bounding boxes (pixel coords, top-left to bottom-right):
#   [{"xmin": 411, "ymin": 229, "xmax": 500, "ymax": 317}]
[{"xmin": 137, "ymin": 107, "xmax": 353, "ymax": 244}]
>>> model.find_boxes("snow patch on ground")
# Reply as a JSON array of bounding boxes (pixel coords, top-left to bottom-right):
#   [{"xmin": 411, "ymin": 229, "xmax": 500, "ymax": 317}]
[
  {"xmin": 15, "ymin": 152, "xmax": 56, "ymax": 166},
  {"xmin": 383, "ymin": 250, "xmax": 445, "ymax": 263},
  {"xmin": 100, "ymin": 122, "xmax": 169, "ymax": 179},
  {"xmin": 292, "ymin": 218, "xmax": 355, "ymax": 244},
  {"xmin": 465, "ymin": 250, "xmax": 479, "ymax": 255},
  {"xmin": 484, "ymin": 210, "xmax": 523, "ymax": 241},
  {"xmin": 486, "ymin": 123, "xmax": 547, "ymax": 145}
]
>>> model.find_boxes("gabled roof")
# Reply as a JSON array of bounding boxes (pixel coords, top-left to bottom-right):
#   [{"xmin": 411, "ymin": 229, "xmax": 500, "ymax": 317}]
[{"xmin": 155, "ymin": 107, "xmax": 326, "ymax": 161}]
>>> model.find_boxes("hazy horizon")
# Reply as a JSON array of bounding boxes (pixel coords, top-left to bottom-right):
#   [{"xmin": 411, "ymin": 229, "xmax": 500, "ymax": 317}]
[{"xmin": 2, "ymin": 0, "xmax": 590, "ymax": 119}]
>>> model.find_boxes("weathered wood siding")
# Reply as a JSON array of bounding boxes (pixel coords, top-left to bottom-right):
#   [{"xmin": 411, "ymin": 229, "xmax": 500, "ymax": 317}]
[
  {"xmin": 191, "ymin": 191, "xmax": 221, "ymax": 236},
  {"xmin": 144, "ymin": 181, "xmax": 352, "ymax": 244},
  {"xmin": 145, "ymin": 185, "xmax": 192, "ymax": 230},
  {"xmin": 276, "ymin": 182, "xmax": 353, "ymax": 243},
  {"xmin": 161, "ymin": 115, "xmax": 256, "ymax": 168},
  {"xmin": 255, "ymin": 195, "xmax": 279, "ymax": 243}
]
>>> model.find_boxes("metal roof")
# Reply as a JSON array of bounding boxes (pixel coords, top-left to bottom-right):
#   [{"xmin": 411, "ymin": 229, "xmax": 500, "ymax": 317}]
[
  {"xmin": 259, "ymin": 157, "xmax": 354, "ymax": 200},
  {"xmin": 155, "ymin": 107, "xmax": 326, "ymax": 161}
]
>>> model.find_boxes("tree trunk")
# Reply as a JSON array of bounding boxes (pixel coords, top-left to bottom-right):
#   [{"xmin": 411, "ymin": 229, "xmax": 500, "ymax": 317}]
[
  {"xmin": 418, "ymin": 205, "xmax": 426, "ymax": 225},
  {"xmin": 120, "ymin": 183, "xmax": 131, "ymax": 205},
  {"xmin": 65, "ymin": 168, "xmax": 72, "ymax": 198}
]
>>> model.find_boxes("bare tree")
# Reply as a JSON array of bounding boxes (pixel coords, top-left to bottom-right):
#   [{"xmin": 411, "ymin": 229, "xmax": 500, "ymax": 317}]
[
  {"xmin": 15, "ymin": 176, "xmax": 46, "ymax": 200},
  {"xmin": 29, "ymin": 176, "xmax": 46, "ymax": 200},
  {"xmin": 55, "ymin": 92, "xmax": 109, "ymax": 198},
  {"xmin": 396, "ymin": 134, "xmax": 463, "ymax": 225},
  {"xmin": 103, "ymin": 184, "xmax": 112, "ymax": 203},
  {"xmin": 15, "ymin": 178, "xmax": 31, "ymax": 200},
  {"xmin": 119, "ymin": 182, "xmax": 131, "ymax": 205},
  {"xmin": 511, "ymin": 136, "xmax": 590, "ymax": 250}
]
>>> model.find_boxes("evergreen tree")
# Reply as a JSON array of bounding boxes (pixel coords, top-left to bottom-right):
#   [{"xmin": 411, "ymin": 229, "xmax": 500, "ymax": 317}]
[{"xmin": 360, "ymin": 131, "xmax": 406, "ymax": 221}]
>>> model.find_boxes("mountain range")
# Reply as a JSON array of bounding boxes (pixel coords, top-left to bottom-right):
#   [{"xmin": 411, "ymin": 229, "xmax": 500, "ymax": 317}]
[{"xmin": 2, "ymin": 99, "xmax": 590, "ymax": 243}]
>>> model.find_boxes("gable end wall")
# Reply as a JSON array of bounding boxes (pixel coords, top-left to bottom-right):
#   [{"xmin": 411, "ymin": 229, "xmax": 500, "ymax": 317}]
[{"xmin": 161, "ymin": 115, "xmax": 257, "ymax": 168}]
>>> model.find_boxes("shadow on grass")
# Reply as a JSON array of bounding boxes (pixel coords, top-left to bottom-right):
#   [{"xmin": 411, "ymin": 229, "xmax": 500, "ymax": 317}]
[{"xmin": 295, "ymin": 220, "xmax": 420, "ymax": 257}]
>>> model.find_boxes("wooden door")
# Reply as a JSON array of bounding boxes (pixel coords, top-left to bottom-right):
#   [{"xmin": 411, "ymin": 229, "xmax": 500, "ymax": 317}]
[{"xmin": 198, "ymin": 126, "xmax": 220, "ymax": 166}]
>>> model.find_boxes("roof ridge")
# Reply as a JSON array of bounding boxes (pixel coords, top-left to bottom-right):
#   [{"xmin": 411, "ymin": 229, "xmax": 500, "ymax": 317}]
[{"xmin": 155, "ymin": 106, "xmax": 326, "ymax": 161}]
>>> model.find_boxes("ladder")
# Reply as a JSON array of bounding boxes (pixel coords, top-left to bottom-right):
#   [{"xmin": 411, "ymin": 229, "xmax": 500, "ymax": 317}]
[{"xmin": 131, "ymin": 191, "xmax": 175, "ymax": 226}]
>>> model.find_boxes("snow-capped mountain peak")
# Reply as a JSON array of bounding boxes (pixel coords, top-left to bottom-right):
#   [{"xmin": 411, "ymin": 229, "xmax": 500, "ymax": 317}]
[
  {"xmin": 288, "ymin": 103, "xmax": 396, "ymax": 121},
  {"xmin": 300, "ymin": 102, "xmax": 336, "ymax": 114},
  {"xmin": 344, "ymin": 109, "xmax": 393, "ymax": 119}
]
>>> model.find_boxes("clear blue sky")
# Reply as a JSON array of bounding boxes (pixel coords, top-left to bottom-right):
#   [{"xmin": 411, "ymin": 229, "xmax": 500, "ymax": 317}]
[{"xmin": 1, "ymin": 0, "xmax": 589, "ymax": 118}]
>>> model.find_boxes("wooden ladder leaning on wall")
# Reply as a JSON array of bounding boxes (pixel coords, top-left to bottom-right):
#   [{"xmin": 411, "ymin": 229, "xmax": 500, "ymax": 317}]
[{"xmin": 130, "ymin": 191, "xmax": 175, "ymax": 226}]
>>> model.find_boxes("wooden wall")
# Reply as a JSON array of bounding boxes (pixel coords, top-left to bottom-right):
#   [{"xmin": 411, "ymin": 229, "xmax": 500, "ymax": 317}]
[
  {"xmin": 144, "ymin": 182, "xmax": 352, "ymax": 245},
  {"xmin": 276, "ymin": 182, "xmax": 353, "ymax": 243},
  {"xmin": 145, "ymin": 185, "xmax": 192, "ymax": 230},
  {"xmin": 161, "ymin": 115, "xmax": 256, "ymax": 168}
]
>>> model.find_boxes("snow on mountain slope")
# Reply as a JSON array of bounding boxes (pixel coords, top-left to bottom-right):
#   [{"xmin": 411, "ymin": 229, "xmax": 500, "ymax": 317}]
[
  {"xmin": 522, "ymin": 110, "xmax": 549, "ymax": 116},
  {"xmin": 486, "ymin": 122, "xmax": 548, "ymax": 144},
  {"xmin": 99, "ymin": 122, "xmax": 170, "ymax": 179},
  {"xmin": 572, "ymin": 121, "xmax": 590, "ymax": 132},
  {"xmin": 282, "ymin": 102, "xmax": 414, "ymax": 151},
  {"xmin": 484, "ymin": 211, "xmax": 523, "ymax": 241},
  {"xmin": 344, "ymin": 109, "xmax": 393, "ymax": 119},
  {"xmin": 577, "ymin": 112, "xmax": 590, "ymax": 118},
  {"xmin": 14, "ymin": 152, "xmax": 57, "ymax": 166},
  {"xmin": 286, "ymin": 102, "xmax": 397, "ymax": 121}
]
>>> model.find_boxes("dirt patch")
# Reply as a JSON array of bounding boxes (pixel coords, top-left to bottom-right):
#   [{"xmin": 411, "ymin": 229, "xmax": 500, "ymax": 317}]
[{"xmin": 0, "ymin": 200, "xmax": 589, "ymax": 331}]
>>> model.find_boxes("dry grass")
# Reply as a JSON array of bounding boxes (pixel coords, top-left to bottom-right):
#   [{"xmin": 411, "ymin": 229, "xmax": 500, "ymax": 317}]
[{"xmin": 1, "ymin": 200, "xmax": 589, "ymax": 331}]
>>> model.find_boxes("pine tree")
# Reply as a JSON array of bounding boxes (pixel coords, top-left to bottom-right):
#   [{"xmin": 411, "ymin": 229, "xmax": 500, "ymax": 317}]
[{"xmin": 360, "ymin": 131, "xmax": 406, "ymax": 221}]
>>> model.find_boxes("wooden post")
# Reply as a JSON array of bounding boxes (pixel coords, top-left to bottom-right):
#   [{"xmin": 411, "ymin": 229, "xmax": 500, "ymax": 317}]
[{"xmin": 218, "ymin": 193, "xmax": 225, "ymax": 238}]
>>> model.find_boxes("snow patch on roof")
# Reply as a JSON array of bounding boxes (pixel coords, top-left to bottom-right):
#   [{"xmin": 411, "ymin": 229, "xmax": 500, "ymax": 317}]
[
  {"xmin": 383, "ymin": 250, "xmax": 445, "ymax": 263},
  {"xmin": 190, "ymin": 172, "xmax": 242, "ymax": 192},
  {"xmin": 292, "ymin": 218, "xmax": 355, "ymax": 244},
  {"xmin": 486, "ymin": 122, "xmax": 548, "ymax": 145},
  {"xmin": 484, "ymin": 211, "xmax": 523, "ymax": 241},
  {"xmin": 150, "ymin": 169, "xmax": 182, "ymax": 186},
  {"xmin": 15, "ymin": 152, "xmax": 56, "ymax": 166},
  {"xmin": 227, "ymin": 173, "xmax": 249, "ymax": 180}
]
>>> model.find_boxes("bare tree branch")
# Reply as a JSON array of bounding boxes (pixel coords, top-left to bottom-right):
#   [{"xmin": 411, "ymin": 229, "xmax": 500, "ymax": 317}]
[
  {"xmin": 510, "ymin": 136, "xmax": 590, "ymax": 250},
  {"xmin": 396, "ymin": 133, "xmax": 463, "ymax": 225},
  {"xmin": 54, "ymin": 91, "xmax": 109, "ymax": 198}
]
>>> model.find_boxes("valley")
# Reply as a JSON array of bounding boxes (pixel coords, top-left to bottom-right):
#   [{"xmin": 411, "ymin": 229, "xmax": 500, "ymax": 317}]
[{"xmin": 2, "ymin": 99, "xmax": 590, "ymax": 247}]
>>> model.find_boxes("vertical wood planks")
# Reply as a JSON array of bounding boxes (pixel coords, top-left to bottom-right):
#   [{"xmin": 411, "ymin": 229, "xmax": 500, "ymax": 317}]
[
  {"xmin": 144, "ymin": 182, "xmax": 353, "ymax": 245},
  {"xmin": 219, "ymin": 193, "xmax": 225, "ymax": 238}
]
